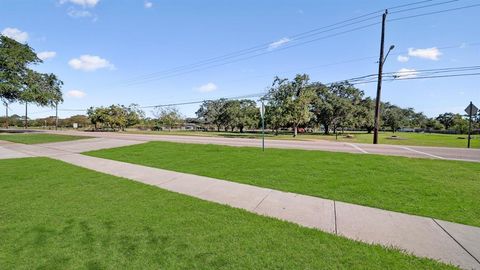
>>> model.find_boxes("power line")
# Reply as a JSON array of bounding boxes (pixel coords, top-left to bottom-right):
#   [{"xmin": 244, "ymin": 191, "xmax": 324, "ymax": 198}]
[
  {"xmin": 120, "ymin": 0, "xmax": 461, "ymax": 86},
  {"xmin": 43, "ymin": 66, "xmax": 480, "ymax": 115},
  {"xmin": 123, "ymin": 22, "xmax": 382, "ymax": 86},
  {"xmin": 389, "ymin": 0, "xmax": 460, "ymax": 14},
  {"xmin": 139, "ymin": 92, "xmax": 266, "ymax": 109},
  {"xmin": 123, "ymin": 1, "xmax": 480, "ymax": 86},
  {"xmin": 389, "ymin": 2, "xmax": 480, "ymax": 21}
]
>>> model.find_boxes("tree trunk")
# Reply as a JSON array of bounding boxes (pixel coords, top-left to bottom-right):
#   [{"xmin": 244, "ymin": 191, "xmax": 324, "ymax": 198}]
[
  {"xmin": 217, "ymin": 125, "xmax": 220, "ymax": 132},
  {"xmin": 323, "ymin": 124, "xmax": 329, "ymax": 135},
  {"xmin": 240, "ymin": 126, "xmax": 244, "ymax": 133},
  {"xmin": 293, "ymin": 124, "xmax": 298, "ymax": 137}
]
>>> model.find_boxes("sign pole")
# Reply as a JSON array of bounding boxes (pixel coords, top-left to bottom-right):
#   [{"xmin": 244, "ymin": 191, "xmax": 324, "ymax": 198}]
[
  {"xmin": 467, "ymin": 101, "xmax": 473, "ymax": 149},
  {"xmin": 464, "ymin": 101, "xmax": 478, "ymax": 149},
  {"xmin": 261, "ymin": 101, "xmax": 265, "ymax": 152}
]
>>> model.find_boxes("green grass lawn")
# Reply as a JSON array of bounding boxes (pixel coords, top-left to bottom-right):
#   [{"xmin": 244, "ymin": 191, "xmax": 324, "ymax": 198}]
[
  {"xmin": 125, "ymin": 129, "xmax": 480, "ymax": 148},
  {"xmin": 315, "ymin": 132, "xmax": 480, "ymax": 148},
  {"xmin": 0, "ymin": 158, "xmax": 453, "ymax": 269},
  {"xmin": 0, "ymin": 133, "xmax": 89, "ymax": 144},
  {"xmin": 86, "ymin": 141, "xmax": 480, "ymax": 227}
]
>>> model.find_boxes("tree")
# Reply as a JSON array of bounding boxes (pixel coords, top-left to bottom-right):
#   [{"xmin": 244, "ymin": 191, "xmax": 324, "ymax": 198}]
[
  {"xmin": 87, "ymin": 104, "xmax": 143, "ymax": 131},
  {"xmin": 63, "ymin": 114, "xmax": 90, "ymax": 128},
  {"xmin": 355, "ymin": 97, "xmax": 375, "ymax": 133},
  {"xmin": 264, "ymin": 74, "xmax": 314, "ymax": 137},
  {"xmin": 436, "ymin": 112, "xmax": 455, "ymax": 130},
  {"xmin": 196, "ymin": 99, "xmax": 227, "ymax": 131},
  {"xmin": 264, "ymin": 103, "xmax": 285, "ymax": 135},
  {"xmin": 20, "ymin": 71, "xmax": 63, "ymax": 128},
  {"xmin": 124, "ymin": 104, "xmax": 144, "ymax": 127},
  {"xmin": 403, "ymin": 108, "xmax": 427, "ymax": 128},
  {"xmin": 382, "ymin": 103, "xmax": 405, "ymax": 133},
  {"xmin": 153, "ymin": 106, "xmax": 183, "ymax": 130},
  {"xmin": 425, "ymin": 118, "xmax": 444, "ymax": 131},
  {"xmin": 1, "ymin": 36, "xmax": 63, "ymax": 128},
  {"xmin": 0, "ymin": 35, "xmax": 41, "ymax": 102},
  {"xmin": 217, "ymin": 99, "xmax": 259, "ymax": 132},
  {"xmin": 87, "ymin": 106, "xmax": 107, "ymax": 130},
  {"xmin": 452, "ymin": 113, "xmax": 469, "ymax": 134},
  {"xmin": 311, "ymin": 81, "xmax": 363, "ymax": 134},
  {"xmin": 236, "ymin": 100, "xmax": 259, "ymax": 133}
]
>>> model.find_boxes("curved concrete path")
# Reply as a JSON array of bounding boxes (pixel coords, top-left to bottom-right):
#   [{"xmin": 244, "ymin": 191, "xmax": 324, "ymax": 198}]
[
  {"xmin": 1, "ymin": 138, "xmax": 479, "ymax": 269},
  {"xmin": 40, "ymin": 130, "xmax": 480, "ymax": 163}
]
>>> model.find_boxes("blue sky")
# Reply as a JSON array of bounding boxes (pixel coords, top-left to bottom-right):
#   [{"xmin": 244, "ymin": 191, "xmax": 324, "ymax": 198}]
[{"xmin": 1, "ymin": 0, "xmax": 479, "ymax": 118}]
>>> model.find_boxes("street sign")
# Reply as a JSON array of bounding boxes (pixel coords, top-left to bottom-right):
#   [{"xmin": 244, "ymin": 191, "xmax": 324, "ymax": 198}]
[
  {"xmin": 465, "ymin": 103, "xmax": 478, "ymax": 115},
  {"xmin": 260, "ymin": 102, "xmax": 265, "ymax": 151},
  {"xmin": 465, "ymin": 102, "xmax": 477, "ymax": 149},
  {"xmin": 260, "ymin": 103, "xmax": 265, "ymax": 118}
]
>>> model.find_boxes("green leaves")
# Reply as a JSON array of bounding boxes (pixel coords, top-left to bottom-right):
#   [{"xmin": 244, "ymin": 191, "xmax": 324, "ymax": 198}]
[
  {"xmin": 0, "ymin": 35, "xmax": 62, "ymax": 106},
  {"xmin": 264, "ymin": 74, "xmax": 315, "ymax": 135},
  {"xmin": 87, "ymin": 104, "xmax": 144, "ymax": 131}
]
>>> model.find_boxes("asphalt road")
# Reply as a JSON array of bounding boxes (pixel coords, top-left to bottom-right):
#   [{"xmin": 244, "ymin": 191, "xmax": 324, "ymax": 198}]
[{"xmin": 35, "ymin": 130, "xmax": 480, "ymax": 163}]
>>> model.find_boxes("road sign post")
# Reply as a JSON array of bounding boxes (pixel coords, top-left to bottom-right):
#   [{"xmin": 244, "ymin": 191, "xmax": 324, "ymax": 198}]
[
  {"xmin": 465, "ymin": 101, "xmax": 478, "ymax": 149},
  {"xmin": 260, "ymin": 101, "xmax": 265, "ymax": 152}
]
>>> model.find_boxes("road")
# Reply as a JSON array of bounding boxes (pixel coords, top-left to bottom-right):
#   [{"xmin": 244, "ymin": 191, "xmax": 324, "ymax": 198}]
[{"xmin": 38, "ymin": 130, "xmax": 480, "ymax": 162}]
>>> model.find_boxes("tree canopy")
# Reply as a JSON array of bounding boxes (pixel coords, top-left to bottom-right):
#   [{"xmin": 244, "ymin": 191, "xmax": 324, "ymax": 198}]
[
  {"xmin": 0, "ymin": 35, "xmax": 63, "ymax": 106},
  {"xmin": 87, "ymin": 104, "xmax": 144, "ymax": 131}
]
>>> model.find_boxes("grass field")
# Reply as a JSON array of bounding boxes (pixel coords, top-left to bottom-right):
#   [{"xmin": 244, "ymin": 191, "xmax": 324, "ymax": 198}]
[
  {"xmin": 87, "ymin": 141, "xmax": 480, "ymax": 227},
  {"xmin": 0, "ymin": 133, "xmax": 89, "ymax": 144},
  {"xmin": 0, "ymin": 158, "xmax": 453, "ymax": 269},
  {"xmin": 125, "ymin": 129, "xmax": 480, "ymax": 148}
]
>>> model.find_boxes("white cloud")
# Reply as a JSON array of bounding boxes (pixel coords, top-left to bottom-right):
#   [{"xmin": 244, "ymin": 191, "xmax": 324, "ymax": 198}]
[
  {"xmin": 394, "ymin": 68, "xmax": 418, "ymax": 79},
  {"xmin": 196, "ymin": 82, "xmax": 218, "ymax": 93},
  {"xmin": 67, "ymin": 8, "xmax": 93, "ymax": 18},
  {"xmin": 60, "ymin": 0, "xmax": 100, "ymax": 7},
  {"xmin": 397, "ymin": 55, "xmax": 409, "ymax": 63},
  {"xmin": 144, "ymin": 1, "xmax": 153, "ymax": 8},
  {"xmin": 268, "ymin": 37, "xmax": 291, "ymax": 50},
  {"xmin": 66, "ymin": 90, "xmax": 87, "ymax": 98},
  {"xmin": 408, "ymin": 47, "xmax": 442, "ymax": 60},
  {"xmin": 1, "ymin": 27, "xmax": 29, "ymax": 43},
  {"xmin": 68, "ymin": 55, "xmax": 114, "ymax": 71},
  {"xmin": 37, "ymin": 51, "xmax": 57, "ymax": 61}
]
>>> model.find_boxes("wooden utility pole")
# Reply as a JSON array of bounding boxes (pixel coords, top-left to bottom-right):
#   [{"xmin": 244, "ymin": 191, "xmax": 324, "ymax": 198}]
[
  {"xmin": 55, "ymin": 102, "xmax": 58, "ymax": 130},
  {"xmin": 373, "ymin": 10, "xmax": 388, "ymax": 144},
  {"xmin": 24, "ymin": 102, "xmax": 28, "ymax": 129},
  {"xmin": 4, "ymin": 102, "xmax": 8, "ymax": 129}
]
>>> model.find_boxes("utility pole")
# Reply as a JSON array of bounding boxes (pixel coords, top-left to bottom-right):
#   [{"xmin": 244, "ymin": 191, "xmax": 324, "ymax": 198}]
[
  {"xmin": 4, "ymin": 102, "xmax": 8, "ymax": 129},
  {"xmin": 373, "ymin": 10, "xmax": 388, "ymax": 145},
  {"xmin": 24, "ymin": 102, "xmax": 28, "ymax": 129},
  {"xmin": 55, "ymin": 102, "xmax": 58, "ymax": 130}
]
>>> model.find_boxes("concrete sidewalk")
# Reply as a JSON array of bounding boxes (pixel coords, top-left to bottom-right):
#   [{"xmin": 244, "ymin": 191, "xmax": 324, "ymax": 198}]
[
  {"xmin": 1, "ymin": 138, "xmax": 479, "ymax": 269},
  {"xmin": 42, "ymin": 130, "xmax": 480, "ymax": 162}
]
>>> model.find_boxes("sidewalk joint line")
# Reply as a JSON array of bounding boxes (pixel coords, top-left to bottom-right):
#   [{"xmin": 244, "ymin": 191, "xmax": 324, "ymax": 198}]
[
  {"xmin": 253, "ymin": 190, "xmax": 272, "ymax": 211},
  {"xmin": 333, "ymin": 201, "xmax": 338, "ymax": 235},
  {"xmin": 432, "ymin": 218, "xmax": 480, "ymax": 265}
]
